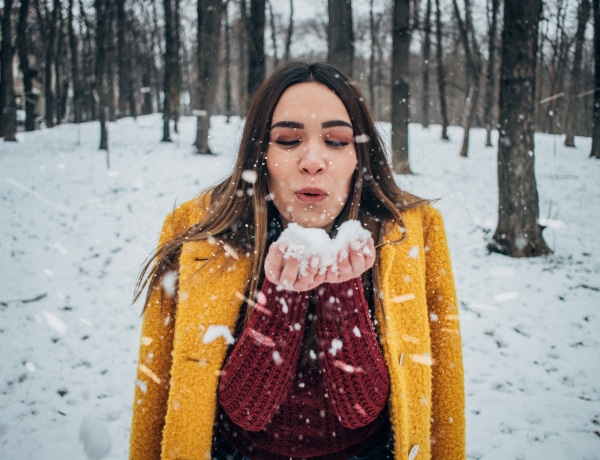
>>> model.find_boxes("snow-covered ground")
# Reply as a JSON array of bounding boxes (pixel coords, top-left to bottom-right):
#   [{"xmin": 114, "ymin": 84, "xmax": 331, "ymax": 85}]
[{"xmin": 1, "ymin": 114, "xmax": 598, "ymax": 459}]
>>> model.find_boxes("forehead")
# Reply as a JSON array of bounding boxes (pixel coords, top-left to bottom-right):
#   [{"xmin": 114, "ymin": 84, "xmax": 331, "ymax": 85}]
[{"xmin": 271, "ymin": 82, "xmax": 351, "ymax": 122}]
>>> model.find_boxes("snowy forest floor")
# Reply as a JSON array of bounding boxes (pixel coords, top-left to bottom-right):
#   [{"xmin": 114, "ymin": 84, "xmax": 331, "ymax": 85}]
[{"xmin": 1, "ymin": 114, "xmax": 599, "ymax": 459}]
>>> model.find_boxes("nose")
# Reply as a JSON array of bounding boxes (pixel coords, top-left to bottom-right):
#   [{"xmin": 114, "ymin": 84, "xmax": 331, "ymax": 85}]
[{"xmin": 298, "ymin": 141, "xmax": 326, "ymax": 174}]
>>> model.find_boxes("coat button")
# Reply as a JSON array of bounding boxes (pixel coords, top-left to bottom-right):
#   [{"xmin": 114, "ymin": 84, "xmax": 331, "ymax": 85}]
[{"xmin": 408, "ymin": 444, "xmax": 419, "ymax": 460}]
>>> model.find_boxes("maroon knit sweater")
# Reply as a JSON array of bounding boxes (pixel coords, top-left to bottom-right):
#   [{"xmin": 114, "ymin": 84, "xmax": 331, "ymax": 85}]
[{"xmin": 217, "ymin": 278, "xmax": 390, "ymax": 459}]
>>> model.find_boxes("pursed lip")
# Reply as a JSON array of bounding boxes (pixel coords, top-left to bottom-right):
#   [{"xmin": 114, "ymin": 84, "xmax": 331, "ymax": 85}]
[{"xmin": 295, "ymin": 187, "xmax": 329, "ymax": 203}]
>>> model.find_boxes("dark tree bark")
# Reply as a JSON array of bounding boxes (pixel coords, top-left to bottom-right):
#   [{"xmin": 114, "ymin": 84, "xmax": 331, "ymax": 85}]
[
  {"xmin": 268, "ymin": 0, "xmax": 279, "ymax": 66},
  {"xmin": 434, "ymin": 0, "xmax": 449, "ymax": 140},
  {"xmin": 484, "ymin": 0, "xmax": 500, "ymax": 147},
  {"xmin": 55, "ymin": 6, "xmax": 65, "ymax": 124},
  {"xmin": 162, "ymin": 0, "xmax": 175, "ymax": 142},
  {"xmin": 490, "ymin": 0, "xmax": 551, "ymax": 257},
  {"xmin": 44, "ymin": 0, "xmax": 61, "ymax": 128},
  {"xmin": 68, "ymin": 0, "xmax": 82, "ymax": 123},
  {"xmin": 194, "ymin": 0, "xmax": 224, "ymax": 153},
  {"xmin": 564, "ymin": 0, "xmax": 591, "ymax": 147},
  {"xmin": 18, "ymin": 0, "xmax": 37, "ymax": 132},
  {"xmin": 368, "ymin": 0, "xmax": 376, "ymax": 108},
  {"xmin": 592, "ymin": 0, "xmax": 600, "ymax": 158},
  {"xmin": 327, "ymin": 0, "xmax": 354, "ymax": 77},
  {"xmin": 116, "ymin": 0, "xmax": 128, "ymax": 117},
  {"xmin": 0, "ymin": 0, "xmax": 17, "ymax": 140},
  {"xmin": 453, "ymin": 0, "xmax": 482, "ymax": 157},
  {"xmin": 173, "ymin": 0, "xmax": 181, "ymax": 133},
  {"xmin": 422, "ymin": 0, "xmax": 432, "ymax": 128},
  {"xmin": 224, "ymin": 0, "xmax": 233, "ymax": 121},
  {"xmin": 391, "ymin": 0, "xmax": 412, "ymax": 174},
  {"xmin": 95, "ymin": 0, "xmax": 110, "ymax": 150},
  {"xmin": 284, "ymin": 0, "xmax": 294, "ymax": 62},
  {"xmin": 247, "ymin": 0, "xmax": 265, "ymax": 100}
]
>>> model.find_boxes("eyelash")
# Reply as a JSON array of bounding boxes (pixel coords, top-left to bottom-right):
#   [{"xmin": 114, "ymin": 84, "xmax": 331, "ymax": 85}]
[{"xmin": 274, "ymin": 139, "xmax": 350, "ymax": 148}]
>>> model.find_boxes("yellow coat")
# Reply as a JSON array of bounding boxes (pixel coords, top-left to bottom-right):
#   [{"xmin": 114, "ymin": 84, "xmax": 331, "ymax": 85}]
[{"xmin": 129, "ymin": 197, "xmax": 465, "ymax": 460}]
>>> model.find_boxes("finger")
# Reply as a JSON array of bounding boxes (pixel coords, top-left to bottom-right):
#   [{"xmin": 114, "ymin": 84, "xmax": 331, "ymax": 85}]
[
  {"xmin": 279, "ymin": 257, "xmax": 301, "ymax": 290},
  {"xmin": 264, "ymin": 243, "xmax": 285, "ymax": 284},
  {"xmin": 336, "ymin": 249, "xmax": 354, "ymax": 282}
]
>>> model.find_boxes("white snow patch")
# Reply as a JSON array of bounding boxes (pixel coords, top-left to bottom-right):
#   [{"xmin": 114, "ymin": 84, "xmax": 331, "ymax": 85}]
[{"xmin": 202, "ymin": 325, "xmax": 235, "ymax": 345}]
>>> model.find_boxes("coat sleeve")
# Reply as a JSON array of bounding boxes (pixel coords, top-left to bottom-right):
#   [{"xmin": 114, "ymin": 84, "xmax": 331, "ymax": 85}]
[
  {"xmin": 422, "ymin": 206, "xmax": 466, "ymax": 459},
  {"xmin": 129, "ymin": 213, "xmax": 180, "ymax": 460}
]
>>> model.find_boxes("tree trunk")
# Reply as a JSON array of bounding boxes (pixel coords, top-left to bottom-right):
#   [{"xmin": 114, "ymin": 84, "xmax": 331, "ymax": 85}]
[
  {"xmin": 284, "ymin": 0, "xmax": 294, "ymax": 62},
  {"xmin": 247, "ymin": 0, "xmax": 265, "ymax": 101},
  {"xmin": 564, "ymin": 0, "xmax": 591, "ymax": 147},
  {"xmin": 44, "ymin": 0, "xmax": 60, "ymax": 128},
  {"xmin": 173, "ymin": 0, "xmax": 181, "ymax": 133},
  {"xmin": 195, "ymin": 0, "xmax": 224, "ymax": 153},
  {"xmin": 268, "ymin": 0, "xmax": 279, "ymax": 66},
  {"xmin": 117, "ymin": 0, "xmax": 128, "ymax": 117},
  {"xmin": 484, "ymin": 0, "xmax": 499, "ymax": 147},
  {"xmin": 162, "ymin": 0, "xmax": 174, "ymax": 142},
  {"xmin": 224, "ymin": 0, "xmax": 232, "ymax": 121},
  {"xmin": 422, "ymin": 0, "xmax": 432, "ymax": 128},
  {"xmin": 592, "ymin": 0, "xmax": 600, "ymax": 158},
  {"xmin": 18, "ymin": 0, "xmax": 37, "ymax": 132},
  {"xmin": 68, "ymin": 0, "xmax": 81, "ymax": 124},
  {"xmin": 391, "ymin": 0, "xmax": 412, "ymax": 174},
  {"xmin": 327, "ymin": 0, "xmax": 354, "ymax": 77},
  {"xmin": 490, "ymin": 0, "xmax": 551, "ymax": 257},
  {"xmin": 55, "ymin": 7, "xmax": 65, "ymax": 125},
  {"xmin": 435, "ymin": 0, "xmax": 449, "ymax": 140},
  {"xmin": 1, "ymin": 0, "xmax": 17, "ymax": 141},
  {"xmin": 95, "ymin": 0, "xmax": 109, "ymax": 150}
]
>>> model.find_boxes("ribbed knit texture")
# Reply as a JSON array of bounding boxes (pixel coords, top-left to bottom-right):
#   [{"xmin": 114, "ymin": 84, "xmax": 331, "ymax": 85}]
[{"xmin": 217, "ymin": 278, "xmax": 389, "ymax": 459}]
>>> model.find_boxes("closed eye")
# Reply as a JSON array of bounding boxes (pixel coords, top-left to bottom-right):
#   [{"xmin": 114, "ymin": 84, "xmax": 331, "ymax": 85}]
[
  {"xmin": 325, "ymin": 139, "xmax": 349, "ymax": 147},
  {"xmin": 276, "ymin": 139, "xmax": 301, "ymax": 147}
]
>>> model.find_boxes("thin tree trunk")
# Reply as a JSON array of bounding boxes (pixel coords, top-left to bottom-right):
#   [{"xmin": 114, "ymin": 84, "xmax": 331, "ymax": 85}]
[
  {"xmin": 1, "ymin": 0, "xmax": 17, "ymax": 140},
  {"xmin": 195, "ymin": 0, "xmax": 224, "ymax": 153},
  {"xmin": 45, "ymin": 0, "xmax": 60, "ymax": 128},
  {"xmin": 422, "ymin": 0, "xmax": 432, "ymax": 128},
  {"xmin": 117, "ymin": 0, "xmax": 128, "ymax": 117},
  {"xmin": 162, "ymin": 0, "xmax": 174, "ymax": 142},
  {"xmin": 391, "ymin": 0, "xmax": 412, "ymax": 174},
  {"xmin": 55, "ymin": 6, "xmax": 65, "ymax": 124},
  {"xmin": 224, "ymin": 0, "xmax": 232, "ymax": 121},
  {"xmin": 18, "ymin": 0, "xmax": 36, "ymax": 132},
  {"xmin": 95, "ymin": 0, "xmax": 109, "ymax": 150},
  {"xmin": 327, "ymin": 0, "xmax": 354, "ymax": 77},
  {"xmin": 268, "ymin": 0, "xmax": 279, "ymax": 67},
  {"xmin": 435, "ymin": 0, "xmax": 449, "ymax": 140},
  {"xmin": 68, "ymin": 0, "xmax": 81, "ymax": 123},
  {"xmin": 484, "ymin": 0, "xmax": 499, "ymax": 147},
  {"xmin": 369, "ymin": 0, "xmax": 376, "ymax": 110},
  {"xmin": 247, "ymin": 0, "xmax": 265, "ymax": 100},
  {"xmin": 592, "ymin": 0, "xmax": 600, "ymax": 158},
  {"xmin": 564, "ymin": 0, "xmax": 591, "ymax": 147},
  {"xmin": 173, "ymin": 0, "xmax": 181, "ymax": 134},
  {"xmin": 284, "ymin": 0, "xmax": 294, "ymax": 62},
  {"xmin": 490, "ymin": 0, "xmax": 551, "ymax": 257}
]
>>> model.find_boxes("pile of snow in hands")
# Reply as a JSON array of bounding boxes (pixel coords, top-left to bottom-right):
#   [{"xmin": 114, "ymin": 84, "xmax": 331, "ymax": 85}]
[{"xmin": 276, "ymin": 220, "xmax": 372, "ymax": 276}]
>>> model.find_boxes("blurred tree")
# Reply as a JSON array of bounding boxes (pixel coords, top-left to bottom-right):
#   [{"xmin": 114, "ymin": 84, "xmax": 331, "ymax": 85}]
[
  {"xmin": 391, "ymin": 0, "xmax": 412, "ymax": 173},
  {"xmin": 95, "ymin": 0, "xmax": 110, "ymax": 150},
  {"xmin": 592, "ymin": 0, "xmax": 600, "ymax": 158},
  {"xmin": 194, "ymin": 0, "xmax": 224, "ymax": 153},
  {"xmin": 327, "ymin": 0, "xmax": 354, "ymax": 77},
  {"xmin": 490, "ymin": 0, "xmax": 551, "ymax": 257},
  {"xmin": 421, "ymin": 0, "xmax": 432, "ymax": 128},
  {"xmin": 18, "ymin": 0, "xmax": 37, "ymax": 132},
  {"xmin": 162, "ymin": 0, "xmax": 175, "ymax": 142},
  {"xmin": 246, "ymin": 0, "xmax": 265, "ymax": 101},
  {"xmin": 434, "ymin": 0, "xmax": 449, "ymax": 140},
  {"xmin": 0, "ymin": 0, "xmax": 17, "ymax": 140},
  {"xmin": 483, "ymin": 0, "xmax": 500, "ymax": 147},
  {"xmin": 564, "ymin": 0, "xmax": 591, "ymax": 147}
]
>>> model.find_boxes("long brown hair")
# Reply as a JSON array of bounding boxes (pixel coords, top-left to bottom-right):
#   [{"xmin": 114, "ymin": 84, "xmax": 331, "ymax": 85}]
[{"xmin": 135, "ymin": 60, "xmax": 427, "ymax": 310}]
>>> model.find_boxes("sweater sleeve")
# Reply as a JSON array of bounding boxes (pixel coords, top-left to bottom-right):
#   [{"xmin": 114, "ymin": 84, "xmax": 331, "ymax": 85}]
[
  {"xmin": 316, "ymin": 278, "xmax": 390, "ymax": 429},
  {"xmin": 218, "ymin": 279, "xmax": 309, "ymax": 432},
  {"xmin": 423, "ymin": 207, "xmax": 466, "ymax": 459}
]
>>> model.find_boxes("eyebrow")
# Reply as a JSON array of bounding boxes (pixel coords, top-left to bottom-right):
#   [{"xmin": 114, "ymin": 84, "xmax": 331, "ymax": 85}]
[{"xmin": 270, "ymin": 120, "xmax": 353, "ymax": 130}]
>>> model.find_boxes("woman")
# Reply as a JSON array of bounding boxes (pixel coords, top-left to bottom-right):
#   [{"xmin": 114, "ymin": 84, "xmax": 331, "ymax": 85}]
[{"xmin": 129, "ymin": 61, "xmax": 465, "ymax": 460}]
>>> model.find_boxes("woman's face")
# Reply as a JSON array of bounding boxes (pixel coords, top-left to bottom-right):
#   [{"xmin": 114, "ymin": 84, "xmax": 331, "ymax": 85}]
[{"xmin": 266, "ymin": 82, "xmax": 357, "ymax": 232}]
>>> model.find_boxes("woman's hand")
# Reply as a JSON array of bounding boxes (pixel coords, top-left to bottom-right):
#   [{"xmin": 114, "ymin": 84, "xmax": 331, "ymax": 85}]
[{"xmin": 264, "ymin": 236, "xmax": 376, "ymax": 292}]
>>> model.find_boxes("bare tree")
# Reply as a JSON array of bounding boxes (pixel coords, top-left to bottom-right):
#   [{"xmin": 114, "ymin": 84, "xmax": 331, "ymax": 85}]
[
  {"xmin": 18, "ymin": 0, "xmax": 38, "ymax": 132},
  {"xmin": 247, "ymin": 0, "xmax": 266, "ymax": 100},
  {"xmin": 0, "ymin": 0, "xmax": 17, "ymax": 140},
  {"xmin": 453, "ymin": 0, "xmax": 482, "ymax": 157},
  {"xmin": 564, "ymin": 0, "xmax": 591, "ymax": 147},
  {"xmin": 284, "ymin": 0, "xmax": 294, "ymax": 62},
  {"xmin": 95, "ymin": 0, "xmax": 110, "ymax": 150},
  {"xmin": 117, "ymin": 0, "xmax": 128, "ymax": 118},
  {"xmin": 490, "ymin": 0, "xmax": 551, "ymax": 257},
  {"xmin": 195, "ymin": 0, "xmax": 224, "ymax": 153},
  {"xmin": 483, "ymin": 0, "xmax": 500, "ymax": 147},
  {"xmin": 422, "ymin": 0, "xmax": 432, "ymax": 128},
  {"xmin": 68, "ymin": 0, "xmax": 82, "ymax": 124},
  {"xmin": 268, "ymin": 0, "xmax": 279, "ymax": 66},
  {"xmin": 162, "ymin": 0, "xmax": 175, "ymax": 142},
  {"xmin": 391, "ymin": 0, "xmax": 412, "ymax": 173},
  {"xmin": 435, "ymin": 0, "xmax": 449, "ymax": 140},
  {"xmin": 592, "ymin": 0, "xmax": 600, "ymax": 158},
  {"xmin": 327, "ymin": 0, "xmax": 354, "ymax": 77}
]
